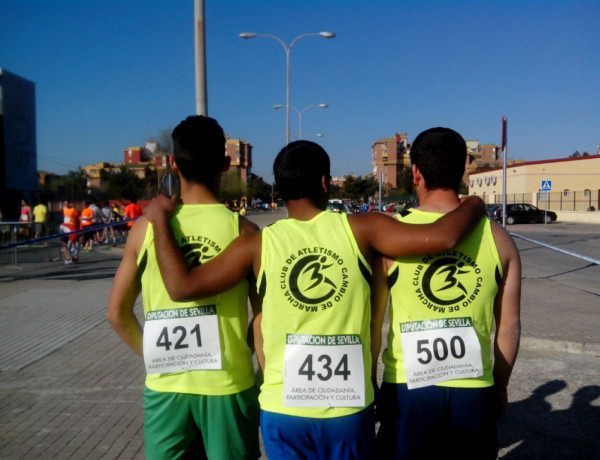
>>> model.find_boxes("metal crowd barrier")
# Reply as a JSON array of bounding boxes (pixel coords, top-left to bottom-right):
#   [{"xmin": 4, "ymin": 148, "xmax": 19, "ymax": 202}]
[{"xmin": 0, "ymin": 218, "xmax": 137, "ymax": 268}]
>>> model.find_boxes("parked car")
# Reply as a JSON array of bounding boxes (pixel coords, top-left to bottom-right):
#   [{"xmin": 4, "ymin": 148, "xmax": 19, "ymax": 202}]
[
  {"xmin": 490, "ymin": 203, "xmax": 557, "ymax": 225},
  {"xmin": 486, "ymin": 204, "xmax": 501, "ymax": 218},
  {"xmin": 327, "ymin": 201, "xmax": 352, "ymax": 214}
]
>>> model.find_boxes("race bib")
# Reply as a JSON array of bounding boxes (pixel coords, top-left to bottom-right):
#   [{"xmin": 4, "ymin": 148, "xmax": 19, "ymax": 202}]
[
  {"xmin": 401, "ymin": 317, "xmax": 483, "ymax": 389},
  {"xmin": 283, "ymin": 334, "xmax": 365, "ymax": 407},
  {"xmin": 143, "ymin": 305, "xmax": 221, "ymax": 374}
]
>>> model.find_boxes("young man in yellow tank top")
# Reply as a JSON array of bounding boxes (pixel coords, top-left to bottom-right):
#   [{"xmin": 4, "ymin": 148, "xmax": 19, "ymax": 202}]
[
  {"xmin": 143, "ymin": 140, "xmax": 487, "ymax": 459},
  {"xmin": 107, "ymin": 115, "xmax": 261, "ymax": 460},
  {"xmin": 372, "ymin": 127, "xmax": 521, "ymax": 459}
]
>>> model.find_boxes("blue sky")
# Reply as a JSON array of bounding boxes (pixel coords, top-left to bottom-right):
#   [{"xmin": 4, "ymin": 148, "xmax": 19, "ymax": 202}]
[{"xmin": 1, "ymin": 0, "xmax": 598, "ymax": 182}]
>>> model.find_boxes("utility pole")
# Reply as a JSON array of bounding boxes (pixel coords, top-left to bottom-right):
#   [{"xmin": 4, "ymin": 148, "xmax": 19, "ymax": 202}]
[{"xmin": 194, "ymin": 0, "xmax": 207, "ymax": 115}]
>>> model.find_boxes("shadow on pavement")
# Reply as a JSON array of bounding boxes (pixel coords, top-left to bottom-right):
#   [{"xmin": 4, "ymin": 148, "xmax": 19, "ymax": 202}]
[{"xmin": 498, "ymin": 380, "xmax": 600, "ymax": 458}]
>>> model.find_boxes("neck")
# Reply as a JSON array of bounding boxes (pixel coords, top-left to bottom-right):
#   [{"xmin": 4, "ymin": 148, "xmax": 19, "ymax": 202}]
[
  {"xmin": 416, "ymin": 189, "xmax": 460, "ymax": 213},
  {"xmin": 179, "ymin": 180, "xmax": 220, "ymax": 205},
  {"xmin": 286, "ymin": 198, "xmax": 325, "ymax": 221}
]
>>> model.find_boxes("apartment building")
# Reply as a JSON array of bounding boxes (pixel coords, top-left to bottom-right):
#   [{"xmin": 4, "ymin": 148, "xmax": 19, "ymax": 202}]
[
  {"xmin": 225, "ymin": 137, "xmax": 252, "ymax": 184},
  {"xmin": 371, "ymin": 133, "xmax": 409, "ymax": 190}
]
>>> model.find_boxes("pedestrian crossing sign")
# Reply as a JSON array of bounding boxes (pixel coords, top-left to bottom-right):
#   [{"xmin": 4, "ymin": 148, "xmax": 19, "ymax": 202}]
[{"xmin": 541, "ymin": 180, "xmax": 552, "ymax": 191}]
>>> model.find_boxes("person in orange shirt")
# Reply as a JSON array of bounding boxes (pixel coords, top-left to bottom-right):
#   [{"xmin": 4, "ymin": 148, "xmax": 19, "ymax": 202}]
[
  {"xmin": 80, "ymin": 201, "xmax": 95, "ymax": 251},
  {"xmin": 60, "ymin": 201, "xmax": 80, "ymax": 264},
  {"xmin": 123, "ymin": 197, "xmax": 143, "ymax": 238}
]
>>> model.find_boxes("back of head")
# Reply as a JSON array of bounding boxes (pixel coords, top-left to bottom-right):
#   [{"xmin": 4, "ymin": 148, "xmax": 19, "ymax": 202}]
[
  {"xmin": 410, "ymin": 127, "xmax": 467, "ymax": 193},
  {"xmin": 273, "ymin": 140, "xmax": 330, "ymax": 205},
  {"xmin": 172, "ymin": 115, "xmax": 226, "ymax": 185}
]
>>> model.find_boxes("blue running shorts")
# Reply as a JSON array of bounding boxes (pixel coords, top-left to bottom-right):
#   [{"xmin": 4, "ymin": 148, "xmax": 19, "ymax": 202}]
[
  {"xmin": 261, "ymin": 406, "xmax": 375, "ymax": 459},
  {"xmin": 376, "ymin": 382, "xmax": 499, "ymax": 459}
]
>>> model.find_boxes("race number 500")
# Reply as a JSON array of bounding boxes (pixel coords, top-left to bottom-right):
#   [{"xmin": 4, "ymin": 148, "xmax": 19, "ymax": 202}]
[
  {"xmin": 401, "ymin": 318, "xmax": 483, "ymax": 389},
  {"xmin": 416, "ymin": 336, "xmax": 466, "ymax": 364}
]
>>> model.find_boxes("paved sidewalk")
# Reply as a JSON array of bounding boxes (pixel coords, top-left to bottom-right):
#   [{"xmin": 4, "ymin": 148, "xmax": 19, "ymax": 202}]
[
  {"xmin": 0, "ymin": 248, "xmax": 145, "ymax": 459},
  {"xmin": 1, "ymin": 220, "xmax": 599, "ymax": 459}
]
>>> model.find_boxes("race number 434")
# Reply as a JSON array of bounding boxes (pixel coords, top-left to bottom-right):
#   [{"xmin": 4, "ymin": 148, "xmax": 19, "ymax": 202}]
[{"xmin": 283, "ymin": 334, "xmax": 365, "ymax": 407}]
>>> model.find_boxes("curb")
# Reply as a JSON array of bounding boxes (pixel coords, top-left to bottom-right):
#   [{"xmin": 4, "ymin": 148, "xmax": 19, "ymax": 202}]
[{"xmin": 520, "ymin": 336, "xmax": 600, "ymax": 356}]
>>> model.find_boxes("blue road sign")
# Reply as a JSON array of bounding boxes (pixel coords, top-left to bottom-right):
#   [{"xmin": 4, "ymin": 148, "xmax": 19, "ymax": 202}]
[{"xmin": 541, "ymin": 180, "xmax": 552, "ymax": 191}]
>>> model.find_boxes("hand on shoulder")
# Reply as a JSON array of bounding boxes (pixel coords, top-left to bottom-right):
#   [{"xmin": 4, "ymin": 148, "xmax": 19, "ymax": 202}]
[{"xmin": 144, "ymin": 194, "xmax": 180, "ymax": 225}]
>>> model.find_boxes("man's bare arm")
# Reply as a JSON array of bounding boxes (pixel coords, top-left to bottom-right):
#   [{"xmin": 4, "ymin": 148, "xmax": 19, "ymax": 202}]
[
  {"xmin": 491, "ymin": 221, "xmax": 522, "ymax": 416},
  {"xmin": 106, "ymin": 218, "xmax": 146, "ymax": 356},
  {"xmin": 240, "ymin": 214, "xmax": 264, "ymax": 372},
  {"xmin": 370, "ymin": 253, "xmax": 391, "ymax": 389},
  {"xmin": 351, "ymin": 195, "xmax": 486, "ymax": 259},
  {"xmin": 144, "ymin": 195, "xmax": 258, "ymax": 302}
]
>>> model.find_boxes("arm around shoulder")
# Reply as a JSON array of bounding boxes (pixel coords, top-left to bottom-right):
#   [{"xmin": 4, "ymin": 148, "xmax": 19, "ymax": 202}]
[{"xmin": 352, "ymin": 196, "xmax": 486, "ymax": 259}]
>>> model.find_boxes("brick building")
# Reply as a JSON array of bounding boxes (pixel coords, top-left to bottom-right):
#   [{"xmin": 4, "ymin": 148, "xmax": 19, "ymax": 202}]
[{"xmin": 371, "ymin": 133, "xmax": 409, "ymax": 191}]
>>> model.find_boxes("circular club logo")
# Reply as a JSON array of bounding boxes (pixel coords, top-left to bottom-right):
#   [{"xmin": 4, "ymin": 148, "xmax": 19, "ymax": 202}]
[
  {"xmin": 414, "ymin": 254, "xmax": 482, "ymax": 312},
  {"xmin": 280, "ymin": 250, "xmax": 349, "ymax": 312}
]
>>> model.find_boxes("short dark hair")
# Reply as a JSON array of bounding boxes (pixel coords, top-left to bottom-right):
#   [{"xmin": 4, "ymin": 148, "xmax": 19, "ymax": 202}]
[
  {"xmin": 171, "ymin": 115, "xmax": 226, "ymax": 185},
  {"xmin": 273, "ymin": 140, "xmax": 330, "ymax": 204},
  {"xmin": 410, "ymin": 127, "xmax": 467, "ymax": 193}
]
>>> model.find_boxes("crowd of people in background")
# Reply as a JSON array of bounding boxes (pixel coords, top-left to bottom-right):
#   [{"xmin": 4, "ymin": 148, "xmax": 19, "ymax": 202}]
[
  {"xmin": 0, "ymin": 196, "xmax": 146, "ymax": 264},
  {"xmin": 56, "ymin": 197, "xmax": 143, "ymax": 264}
]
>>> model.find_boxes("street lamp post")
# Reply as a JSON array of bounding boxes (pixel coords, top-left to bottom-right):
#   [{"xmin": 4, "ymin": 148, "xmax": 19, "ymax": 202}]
[
  {"xmin": 273, "ymin": 103, "xmax": 328, "ymax": 139},
  {"xmin": 239, "ymin": 31, "xmax": 335, "ymax": 144}
]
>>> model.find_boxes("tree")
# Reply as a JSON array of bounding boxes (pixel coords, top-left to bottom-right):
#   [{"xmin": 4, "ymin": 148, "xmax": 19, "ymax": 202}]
[
  {"xmin": 106, "ymin": 166, "xmax": 149, "ymax": 199},
  {"xmin": 397, "ymin": 167, "xmax": 414, "ymax": 195},
  {"xmin": 155, "ymin": 128, "xmax": 174, "ymax": 154},
  {"xmin": 342, "ymin": 175, "xmax": 379, "ymax": 201},
  {"xmin": 46, "ymin": 170, "xmax": 89, "ymax": 201},
  {"xmin": 243, "ymin": 173, "xmax": 277, "ymax": 205},
  {"xmin": 219, "ymin": 170, "xmax": 245, "ymax": 203},
  {"xmin": 329, "ymin": 183, "xmax": 343, "ymax": 199}
]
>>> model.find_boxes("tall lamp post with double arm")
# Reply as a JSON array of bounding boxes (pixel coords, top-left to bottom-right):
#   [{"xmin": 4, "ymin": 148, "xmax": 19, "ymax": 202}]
[
  {"xmin": 239, "ymin": 31, "xmax": 335, "ymax": 144},
  {"xmin": 273, "ymin": 103, "xmax": 328, "ymax": 140}
]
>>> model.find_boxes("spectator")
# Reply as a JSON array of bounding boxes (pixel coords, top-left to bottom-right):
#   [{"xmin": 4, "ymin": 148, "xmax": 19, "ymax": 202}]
[
  {"xmin": 101, "ymin": 201, "xmax": 116, "ymax": 243},
  {"xmin": 32, "ymin": 200, "xmax": 48, "ymax": 240},
  {"xmin": 18, "ymin": 199, "xmax": 32, "ymax": 239},
  {"xmin": 123, "ymin": 197, "xmax": 142, "ymax": 239},
  {"xmin": 60, "ymin": 201, "xmax": 80, "ymax": 264},
  {"xmin": 80, "ymin": 201, "xmax": 94, "ymax": 251},
  {"xmin": 89, "ymin": 199, "xmax": 103, "ymax": 243}
]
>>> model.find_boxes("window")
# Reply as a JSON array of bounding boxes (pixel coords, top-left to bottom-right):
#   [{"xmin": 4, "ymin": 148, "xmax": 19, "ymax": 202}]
[
  {"xmin": 584, "ymin": 189, "xmax": 591, "ymax": 197},
  {"xmin": 563, "ymin": 189, "xmax": 570, "ymax": 197}
]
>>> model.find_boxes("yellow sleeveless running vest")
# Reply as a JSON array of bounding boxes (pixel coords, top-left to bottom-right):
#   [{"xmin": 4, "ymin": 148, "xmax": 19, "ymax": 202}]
[
  {"xmin": 257, "ymin": 211, "xmax": 373, "ymax": 418},
  {"xmin": 383, "ymin": 209, "xmax": 502, "ymax": 388},
  {"xmin": 140, "ymin": 204, "xmax": 255, "ymax": 395}
]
